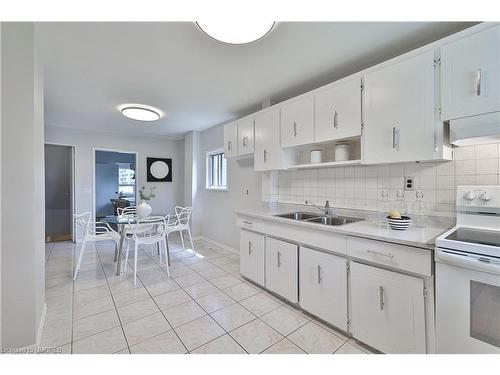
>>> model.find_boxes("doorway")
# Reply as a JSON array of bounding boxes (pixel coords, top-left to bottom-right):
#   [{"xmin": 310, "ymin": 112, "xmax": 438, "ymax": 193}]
[
  {"xmin": 44, "ymin": 144, "xmax": 74, "ymax": 242},
  {"xmin": 94, "ymin": 149, "xmax": 137, "ymax": 221}
]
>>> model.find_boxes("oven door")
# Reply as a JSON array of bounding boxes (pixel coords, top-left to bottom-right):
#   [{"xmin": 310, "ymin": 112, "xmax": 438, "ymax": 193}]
[{"xmin": 436, "ymin": 249, "xmax": 500, "ymax": 353}]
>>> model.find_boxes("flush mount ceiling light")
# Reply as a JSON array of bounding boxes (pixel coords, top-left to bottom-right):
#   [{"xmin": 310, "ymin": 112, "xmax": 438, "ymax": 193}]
[
  {"xmin": 119, "ymin": 104, "xmax": 162, "ymax": 122},
  {"xmin": 196, "ymin": 21, "xmax": 276, "ymax": 44}
]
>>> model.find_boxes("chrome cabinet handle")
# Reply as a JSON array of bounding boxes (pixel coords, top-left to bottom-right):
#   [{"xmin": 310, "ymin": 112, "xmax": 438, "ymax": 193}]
[
  {"xmin": 248, "ymin": 241, "xmax": 252, "ymax": 255},
  {"xmin": 243, "ymin": 136, "xmax": 248, "ymax": 147},
  {"xmin": 367, "ymin": 249, "xmax": 395, "ymax": 259},
  {"xmin": 293, "ymin": 121, "xmax": 297, "ymax": 137},
  {"xmin": 277, "ymin": 251, "xmax": 281, "ymax": 268},
  {"xmin": 228, "ymin": 140, "xmax": 232, "ymax": 151},
  {"xmin": 333, "ymin": 110, "xmax": 338, "ymax": 129},
  {"xmin": 263, "ymin": 149, "xmax": 268, "ymax": 162},
  {"xmin": 379, "ymin": 286, "xmax": 385, "ymax": 310},
  {"xmin": 392, "ymin": 126, "xmax": 399, "ymax": 149},
  {"xmin": 475, "ymin": 68, "xmax": 482, "ymax": 96},
  {"xmin": 242, "ymin": 220, "xmax": 253, "ymax": 225},
  {"xmin": 317, "ymin": 265, "xmax": 322, "ymax": 284}
]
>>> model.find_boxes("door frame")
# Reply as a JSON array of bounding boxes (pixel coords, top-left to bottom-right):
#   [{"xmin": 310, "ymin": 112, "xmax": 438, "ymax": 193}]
[
  {"xmin": 92, "ymin": 147, "xmax": 139, "ymax": 222},
  {"xmin": 44, "ymin": 142, "xmax": 76, "ymax": 242}
]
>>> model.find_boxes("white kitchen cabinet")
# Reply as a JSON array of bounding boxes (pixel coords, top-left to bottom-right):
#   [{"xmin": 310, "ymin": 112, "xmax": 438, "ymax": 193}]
[
  {"xmin": 238, "ymin": 116, "xmax": 255, "ymax": 156},
  {"xmin": 363, "ymin": 51, "xmax": 438, "ymax": 164},
  {"xmin": 314, "ymin": 77, "xmax": 362, "ymax": 143},
  {"xmin": 239, "ymin": 229, "xmax": 265, "ymax": 286},
  {"xmin": 254, "ymin": 107, "xmax": 285, "ymax": 171},
  {"xmin": 265, "ymin": 237, "xmax": 298, "ymax": 303},
  {"xmin": 441, "ymin": 25, "xmax": 500, "ymax": 121},
  {"xmin": 350, "ymin": 261, "xmax": 426, "ymax": 354},
  {"xmin": 223, "ymin": 121, "xmax": 238, "ymax": 158},
  {"xmin": 299, "ymin": 247, "xmax": 348, "ymax": 330},
  {"xmin": 280, "ymin": 95, "xmax": 314, "ymax": 148}
]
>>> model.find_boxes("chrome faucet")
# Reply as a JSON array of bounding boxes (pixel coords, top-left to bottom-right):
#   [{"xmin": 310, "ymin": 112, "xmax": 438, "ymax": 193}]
[{"xmin": 305, "ymin": 200, "xmax": 331, "ymax": 215}]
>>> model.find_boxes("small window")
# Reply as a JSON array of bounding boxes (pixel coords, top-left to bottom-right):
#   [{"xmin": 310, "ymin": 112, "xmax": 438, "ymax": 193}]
[
  {"xmin": 206, "ymin": 149, "xmax": 227, "ymax": 190},
  {"xmin": 118, "ymin": 166, "xmax": 135, "ymax": 197}
]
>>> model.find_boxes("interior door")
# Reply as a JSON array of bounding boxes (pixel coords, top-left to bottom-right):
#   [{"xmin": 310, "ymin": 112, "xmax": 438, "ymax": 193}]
[
  {"xmin": 299, "ymin": 247, "xmax": 348, "ymax": 330},
  {"xmin": 350, "ymin": 262, "xmax": 426, "ymax": 353},
  {"xmin": 314, "ymin": 78, "xmax": 362, "ymax": 143},
  {"xmin": 363, "ymin": 51, "xmax": 436, "ymax": 164},
  {"xmin": 44, "ymin": 144, "xmax": 73, "ymax": 241},
  {"xmin": 265, "ymin": 237, "xmax": 298, "ymax": 303},
  {"xmin": 441, "ymin": 25, "xmax": 500, "ymax": 120},
  {"xmin": 240, "ymin": 230, "xmax": 265, "ymax": 286}
]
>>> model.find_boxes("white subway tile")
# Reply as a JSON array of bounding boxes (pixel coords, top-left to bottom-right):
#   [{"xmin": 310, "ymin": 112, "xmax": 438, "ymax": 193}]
[
  {"xmin": 437, "ymin": 162, "xmax": 454, "ymax": 176},
  {"xmin": 475, "ymin": 174, "xmax": 499, "ymax": 185},
  {"xmin": 475, "ymin": 158, "xmax": 499, "ymax": 175},
  {"xmin": 437, "ymin": 175, "xmax": 454, "ymax": 189},
  {"xmin": 453, "ymin": 145, "xmax": 475, "ymax": 160},
  {"xmin": 455, "ymin": 175, "xmax": 476, "ymax": 186},
  {"xmin": 420, "ymin": 175, "xmax": 437, "ymax": 189},
  {"xmin": 474, "ymin": 143, "xmax": 499, "ymax": 159},
  {"xmin": 437, "ymin": 189, "xmax": 455, "ymax": 204},
  {"xmin": 455, "ymin": 160, "xmax": 476, "ymax": 175}
]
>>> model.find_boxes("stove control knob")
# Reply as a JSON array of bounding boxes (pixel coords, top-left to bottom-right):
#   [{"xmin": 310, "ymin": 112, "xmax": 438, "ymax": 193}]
[
  {"xmin": 479, "ymin": 191, "xmax": 492, "ymax": 202},
  {"xmin": 464, "ymin": 191, "xmax": 476, "ymax": 201}
]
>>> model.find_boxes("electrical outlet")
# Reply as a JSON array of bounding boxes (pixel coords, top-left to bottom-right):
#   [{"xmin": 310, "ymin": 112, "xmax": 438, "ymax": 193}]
[
  {"xmin": 404, "ymin": 176, "xmax": 414, "ymax": 191},
  {"xmin": 245, "ymin": 189, "xmax": 249, "ymax": 196}
]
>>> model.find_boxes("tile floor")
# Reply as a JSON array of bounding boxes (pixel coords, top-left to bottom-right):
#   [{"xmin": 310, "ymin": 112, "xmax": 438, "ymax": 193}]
[{"xmin": 41, "ymin": 235, "xmax": 374, "ymax": 354}]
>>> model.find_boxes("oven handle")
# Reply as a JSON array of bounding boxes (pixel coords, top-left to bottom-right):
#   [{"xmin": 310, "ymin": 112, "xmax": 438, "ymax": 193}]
[{"xmin": 436, "ymin": 249, "xmax": 500, "ymax": 276}]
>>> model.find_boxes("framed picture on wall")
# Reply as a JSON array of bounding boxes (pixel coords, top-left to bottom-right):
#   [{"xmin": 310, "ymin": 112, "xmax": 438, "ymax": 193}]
[{"xmin": 146, "ymin": 157, "xmax": 172, "ymax": 182}]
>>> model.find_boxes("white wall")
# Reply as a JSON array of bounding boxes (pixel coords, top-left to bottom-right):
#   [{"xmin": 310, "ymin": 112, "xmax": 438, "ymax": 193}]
[
  {"xmin": 0, "ymin": 21, "xmax": 3, "ymax": 348},
  {"xmin": 196, "ymin": 124, "xmax": 262, "ymax": 250},
  {"xmin": 45, "ymin": 126, "xmax": 185, "ymax": 241},
  {"xmin": 1, "ymin": 23, "xmax": 45, "ymax": 348}
]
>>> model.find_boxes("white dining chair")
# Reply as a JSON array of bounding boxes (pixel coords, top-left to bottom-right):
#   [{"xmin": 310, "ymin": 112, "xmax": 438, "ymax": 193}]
[
  {"xmin": 123, "ymin": 215, "xmax": 171, "ymax": 285},
  {"xmin": 73, "ymin": 212, "xmax": 120, "ymax": 280},
  {"xmin": 171, "ymin": 206, "xmax": 194, "ymax": 251},
  {"xmin": 118, "ymin": 206, "xmax": 158, "ymax": 256}
]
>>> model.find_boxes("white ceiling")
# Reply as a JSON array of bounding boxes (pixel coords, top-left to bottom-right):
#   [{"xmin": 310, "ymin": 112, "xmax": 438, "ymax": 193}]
[{"xmin": 36, "ymin": 22, "xmax": 476, "ymax": 139}]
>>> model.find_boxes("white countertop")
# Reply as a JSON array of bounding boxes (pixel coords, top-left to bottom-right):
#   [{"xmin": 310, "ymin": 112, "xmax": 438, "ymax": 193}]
[{"xmin": 234, "ymin": 208, "xmax": 451, "ymax": 250}]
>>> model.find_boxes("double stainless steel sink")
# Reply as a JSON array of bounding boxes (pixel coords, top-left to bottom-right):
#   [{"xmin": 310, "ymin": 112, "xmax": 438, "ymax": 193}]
[{"xmin": 274, "ymin": 211, "xmax": 364, "ymax": 226}]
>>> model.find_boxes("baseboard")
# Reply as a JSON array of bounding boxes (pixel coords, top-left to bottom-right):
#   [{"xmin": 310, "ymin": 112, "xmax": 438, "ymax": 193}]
[
  {"xmin": 193, "ymin": 235, "xmax": 239, "ymax": 255},
  {"xmin": 36, "ymin": 303, "xmax": 47, "ymax": 347}
]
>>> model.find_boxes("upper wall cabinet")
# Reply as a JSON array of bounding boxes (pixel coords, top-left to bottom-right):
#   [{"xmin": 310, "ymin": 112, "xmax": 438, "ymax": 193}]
[
  {"xmin": 237, "ymin": 116, "xmax": 255, "ymax": 156},
  {"xmin": 254, "ymin": 107, "xmax": 286, "ymax": 171},
  {"xmin": 280, "ymin": 95, "xmax": 314, "ymax": 148},
  {"xmin": 440, "ymin": 25, "xmax": 500, "ymax": 121},
  {"xmin": 363, "ymin": 51, "xmax": 439, "ymax": 164},
  {"xmin": 314, "ymin": 77, "xmax": 362, "ymax": 143},
  {"xmin": 223, "ymin": 121, "xmax": 238, "ymax": 158}
]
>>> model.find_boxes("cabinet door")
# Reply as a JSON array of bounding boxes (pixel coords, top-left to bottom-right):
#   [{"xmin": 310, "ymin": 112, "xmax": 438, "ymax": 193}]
[
  {"xmin": 239, "ymin": 230, "xmax": 265, "ymax": 286},
  {"xmin": 254, "ymin": 107, "xmax": 282, "ymax": 171},
  {"xmin": 280, "ymin": 95, "xmax": 314, "ymax": 148},
  {"xmin": 223, "ymin": 122, "xmax": 238, "ymax": 158},
  {"xmin": 238, "ymin": 116, "xmax": 255, "ymax": 156},
  {"xmin": 363, "ymin": 51, "xmax": 436, "ymax": 164},
  {"xmin": 441, "ymin": 26, "xmax": 500, "ymax": 120},
  {"xmin": 265, "ymin": 237, "xmax": 298, "ymax": 303},
  {"xmin": 350, "ymin": 262, "xmax": 426, "ymax": 353},
  {"xmin": 299, "ymin": 247, "xmax": 348, "ymax": 330},
  {"xmin": 314, "ymin": 78, "xmax": 362, "ymax": 143}
]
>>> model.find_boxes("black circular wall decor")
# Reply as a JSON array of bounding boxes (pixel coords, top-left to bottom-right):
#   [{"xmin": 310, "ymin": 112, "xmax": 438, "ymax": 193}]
[{"xmin": 146, "ymin": 157, "xmax": 172, "ymax": 182}]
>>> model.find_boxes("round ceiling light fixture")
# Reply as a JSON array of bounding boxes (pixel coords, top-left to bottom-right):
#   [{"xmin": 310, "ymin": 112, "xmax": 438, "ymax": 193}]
[
  {"xmin": 119, "ymin": 104, "xmax": 162, "ymax": 122},
  {"xmin": 196, "ymin": 21, "xmax": 276, "ymax": 44}
]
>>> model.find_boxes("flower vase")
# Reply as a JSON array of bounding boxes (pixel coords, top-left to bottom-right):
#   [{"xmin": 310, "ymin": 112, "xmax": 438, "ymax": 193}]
[{"xmin": 137, "ymin": 200, "xmax": 152, "ymax": 218}]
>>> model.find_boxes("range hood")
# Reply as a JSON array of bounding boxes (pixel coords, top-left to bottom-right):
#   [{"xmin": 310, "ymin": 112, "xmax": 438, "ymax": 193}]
[{"xmin": 450, "ymin": 112, "xmax": 500, "ymax": 146}]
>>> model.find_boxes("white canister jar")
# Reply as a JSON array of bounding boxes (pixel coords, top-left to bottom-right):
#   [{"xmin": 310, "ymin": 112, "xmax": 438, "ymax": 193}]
[
  {"xmin": 310, "ymin": 150, "xmax": 323, "ymax": 164},
  {"xmin": 335, "ymin": 143, "xmax": 349, "ymax": 161}
]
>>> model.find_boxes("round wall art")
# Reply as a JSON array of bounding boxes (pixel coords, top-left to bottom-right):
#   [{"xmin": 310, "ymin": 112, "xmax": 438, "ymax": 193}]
[{"xmin": 146, "ymin": 157, "xmax": 172, "ymax": 182}]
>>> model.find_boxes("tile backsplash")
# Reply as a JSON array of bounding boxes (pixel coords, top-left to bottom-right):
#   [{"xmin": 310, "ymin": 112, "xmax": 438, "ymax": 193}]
[{"xmin": 262, "ymin": 142, "xmax": 500, "ymax": 216}]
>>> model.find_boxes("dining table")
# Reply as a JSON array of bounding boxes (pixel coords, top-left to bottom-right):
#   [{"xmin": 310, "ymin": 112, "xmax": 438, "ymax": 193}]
[{"xmin": 102, "ymin": 215, "xmax": 170, "ymax": 275}]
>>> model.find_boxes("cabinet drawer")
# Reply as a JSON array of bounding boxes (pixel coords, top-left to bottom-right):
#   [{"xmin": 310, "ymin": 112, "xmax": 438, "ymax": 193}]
[{"xmin": 346, "ymin": 236, "xmax": 431, "ymax": 276}]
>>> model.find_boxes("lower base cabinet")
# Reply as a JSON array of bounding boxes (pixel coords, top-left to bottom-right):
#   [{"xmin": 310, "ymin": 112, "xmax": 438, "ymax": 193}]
[
  {"xmin": 350, "ymin": 262, "xmax": 427, "ymax": 353},
  {"xmin": 239, "ymin": 230, "xmax": 265, "ymax": 286},
  {"xmin": 299, "ymin": 247, "xmax": 348, "ymax": 331},
  {"xmin": 265, "ymin": 237, "xmax": 298, "ymax": 303}
]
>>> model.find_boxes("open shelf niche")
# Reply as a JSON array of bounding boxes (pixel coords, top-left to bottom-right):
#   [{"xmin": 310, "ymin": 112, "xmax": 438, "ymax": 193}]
[{"xmin": 286, "ymin": 136, "xmax": 361, "ymax": 170}]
